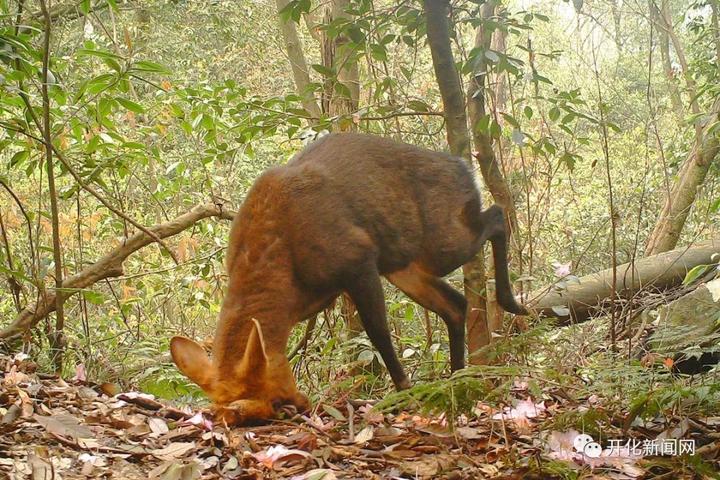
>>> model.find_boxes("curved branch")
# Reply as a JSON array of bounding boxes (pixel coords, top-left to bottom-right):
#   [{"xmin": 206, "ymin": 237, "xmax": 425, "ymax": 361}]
[{"xmin": 0, "ymin": 202, "xmax": 235, "ymax": 340}]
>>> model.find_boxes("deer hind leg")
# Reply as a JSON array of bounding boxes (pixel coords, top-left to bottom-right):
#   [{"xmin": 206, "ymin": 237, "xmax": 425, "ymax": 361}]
[
  {"xmin": 343, "ymin": 262, "xmax": 411, "ymax": 391},
  {"xmin": 386, "ymin": 263, "xmax": 467, "ymax": 371}
]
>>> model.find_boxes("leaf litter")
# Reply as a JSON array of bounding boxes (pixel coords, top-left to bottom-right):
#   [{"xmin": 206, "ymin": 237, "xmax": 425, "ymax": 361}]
[{"xmin": 0, "ymin": 352, "xmax": 717, "ymax": 479}]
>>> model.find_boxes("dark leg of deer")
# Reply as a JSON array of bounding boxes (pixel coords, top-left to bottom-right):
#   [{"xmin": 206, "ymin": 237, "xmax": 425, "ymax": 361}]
[
  {"xmin": 344, "ymin": 263, "xmax": 411, "ymax": 390},
  {"xmin": 387, "ymin": 263, "xmax": 467, "ymax": 371},
  {"xmin": 478, "ymin": 206, "xmax": 527, "ymax": 315}
]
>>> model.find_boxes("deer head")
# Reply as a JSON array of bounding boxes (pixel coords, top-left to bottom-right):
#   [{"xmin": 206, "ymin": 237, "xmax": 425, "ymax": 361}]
[{"xmin": 170, "ymin": 319, "xmax": 309, "ymax": 425}]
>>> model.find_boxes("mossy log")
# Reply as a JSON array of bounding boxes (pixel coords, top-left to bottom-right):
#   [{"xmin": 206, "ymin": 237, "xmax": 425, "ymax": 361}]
[{"xmin": 527, "ymin": 238, "xmax": 720, "ymax": 324}]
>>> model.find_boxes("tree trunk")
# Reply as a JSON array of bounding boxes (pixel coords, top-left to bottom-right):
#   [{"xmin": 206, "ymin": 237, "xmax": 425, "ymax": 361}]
[
  {"xmin": 530, "ymin": 238, "xmax": 720, "ymax": 324},
  {"xmin": 467, "ymin": 3, "xmax": 518, "ymax": 237},
  {"xmin": 467, "ymin": 1, "xmax": 519, "ymax": 339},
  {"xmin": 650, "ymin": 0, "xmax": 683, "ymax": 119},
  {"xmin": 39, "ymin": 0, "xmax": 65, "ymax": 372},
  {"xmin": 712, "ymin": 1, "xmax": 720, "ymax": 68},
  {"xmin": 645, "ymin": 99, "xmax": 720, "ymax": 255},
  {"xmin": 424, "ymin": 0, "xmax": 469, "ymax": 159},
  {"xmin": 644, "ymin": 3, "xmax": 718, "ymax": 256},
  {"xmin": 321, "ymin": 0, "xmax": 360, "ymax": 130},
  {"xmin": 275, "ymin": 0, "xmax": 322, "ymax": 119},
  {"xmin": 424, "ymin": 0, "xmax": 489, "ymax": 361}
]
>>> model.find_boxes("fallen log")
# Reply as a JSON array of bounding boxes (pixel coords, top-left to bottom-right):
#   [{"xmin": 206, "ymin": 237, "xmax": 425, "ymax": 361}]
[
  {"xmin": 0, "ymin": 203, "xmax": 234, "ymax": 340},
  {"xmin": 527, "ymin": 238, "xmax": 720, "ymax": 323}
]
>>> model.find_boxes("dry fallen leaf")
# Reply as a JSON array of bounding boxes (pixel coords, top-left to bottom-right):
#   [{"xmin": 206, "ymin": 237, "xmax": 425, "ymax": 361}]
[
  {"xmin": 33, "ymin": 413, "xmax": 94, "ymax": 441},
  {"xmin": 151, "ymin": 461, "xmax": 201, "ymax": 480},
  {"xmin": 354, "ymin": 426, "xmax": 374, "ymax": 445},
  {"xmin": 290, "ymin": 468, "xmax": 338, "ymax": 480},
  {"xmin": 28, "ymin": 453, "xmax": 53, "ymax": 480},
  {"xmin": 148, "ymin": 417, "xmax": 169, "ymax": 436},
  {"xmin": 252, "ymin": 444, "xmax": 313, "ymax": 469},
  {"xmin": 151, "ymin": 442, "xmax": 196, "ymax": 460}
]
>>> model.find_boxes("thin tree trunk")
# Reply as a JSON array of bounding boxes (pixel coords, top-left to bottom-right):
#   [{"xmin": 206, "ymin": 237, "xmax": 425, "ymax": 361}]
[
  {"xmin": 467, "ymin": 1, "xmax": 520, "ymax": 339},
  {"xmin": 645, "ymin": 4, "xmax": 716, "ymax": 255},
  {"xmin": 650, "ymin": 0, "xmax": 683, "ymax": 119},
  {"xmin": 0, "ymin": 211, "xmax": 22, "ymax": 311},
  {"xmin": 424, "ymin": 0, "xmax": 469, "ymax": 159},
  {"xmin": 711, "ymin": 1, "xmax": 720, "ymax": 66},
  {"xmin": 321, "ymin": 0, "xmax": 360, "ymax": 129},
  {"xmin": 645, "ymin": 99, "xmax": 720, "ymax": 255},
  {"xmin": 424, "ymin": 0, "xmax": 490, "ymax": 361},
  {"xmin": 38, "ymin": 0, "xmax": 65, "ymax": 372},
  {"xmin": 467, "ymin": 2, "xmax": 518, "ymax": 237},
  {"xmin": 319, "ymin": 0, "xmax": 363, "ymax": 332},
  {"xmin": 274, "ymin": 0, "xmax": 322, "ymax": 119},
  {"xmin": 611, "ymin": 0, "xmax": 623, "ymax": 52},
  {"xmin": 660, "ymin": 2, "xmax": 702, "ymax": 139}
]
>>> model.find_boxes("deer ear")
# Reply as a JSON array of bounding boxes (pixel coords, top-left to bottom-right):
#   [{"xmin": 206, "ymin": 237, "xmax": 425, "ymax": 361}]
[
  {"xmin": 170, "ymin": 336, "xmax": 214, "ymax": 391},
  {"xmin": 240, "ymin": 319, "xmax": 268, "ymax": 373}
]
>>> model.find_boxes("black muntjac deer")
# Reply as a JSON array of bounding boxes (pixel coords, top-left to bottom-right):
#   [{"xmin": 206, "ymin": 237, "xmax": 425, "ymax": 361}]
[{"xmin": 171, "ymin": 133, "xmax": 526, "ymax": 424}]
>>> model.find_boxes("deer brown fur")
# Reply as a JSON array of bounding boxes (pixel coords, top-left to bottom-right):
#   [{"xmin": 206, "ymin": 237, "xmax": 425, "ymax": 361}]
[{"xmin": 171, "ymin": 133, "xmax": 526, "ymax": 424}]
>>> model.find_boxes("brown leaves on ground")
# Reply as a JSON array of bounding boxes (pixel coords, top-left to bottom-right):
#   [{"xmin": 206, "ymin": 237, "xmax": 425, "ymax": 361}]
[{"xmin": 1, "ymin": 352, "xmax": 718, "ymax": 479}]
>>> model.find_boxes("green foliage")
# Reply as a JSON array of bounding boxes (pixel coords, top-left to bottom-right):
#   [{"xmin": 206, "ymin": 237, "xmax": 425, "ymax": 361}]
[{"xmin": 0, "ymin": 0, "xmax": 718, "ymax": 435}]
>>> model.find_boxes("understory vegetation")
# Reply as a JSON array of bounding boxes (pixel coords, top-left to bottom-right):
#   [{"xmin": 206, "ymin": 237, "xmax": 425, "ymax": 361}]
[{"xmin": 0, "ymin": 0, "xmax": 719, "ymax": 478}]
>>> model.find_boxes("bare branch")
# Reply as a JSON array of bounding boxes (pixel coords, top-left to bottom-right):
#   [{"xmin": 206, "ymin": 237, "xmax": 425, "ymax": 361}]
[{"xmin": 0, "ymin": 203, "xmax": 234, "ymax": 340}]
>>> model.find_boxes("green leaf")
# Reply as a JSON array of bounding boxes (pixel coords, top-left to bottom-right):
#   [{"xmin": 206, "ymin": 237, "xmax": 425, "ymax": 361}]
[
  {"xmin": 82, "ymin": 290, "xmax": 106, "ymax": 305},
  {"xmin": 549, "ymin": 106, "xmax": 560, "ymax": 122},
  {"xmin": 408, "ymin": 100, "xmax": 430, "ymax": 112},
  {"xmin": 311, "ymin": 64, "xmax": 335, "ymax": 77},
  {"xmin": 333, "ymin": 82, "xmax": 351, "ymax": 99},
  {"xmin": 0, "ymin": 264, "xmax": 32, "ymax": 283},
  {"xmin": 523, "ymin": 106, "xmax": 533, "ymax": 119},
  {"xmin": 322, "ymin": 405, "xmax": 346, "ymax": 421},
  {"xmin": 683, "ymin": 264, "xmax": 711, "ymax": 286},
  {"xmin": 561, "ymin": 112, "xmax": 575, "ymax": 124},
  {"xmin": 133, "ymin": 60, "xmax": 170, "ymax": 74},
  {"xmin": 86, "ymin": 73, "xmax": 116, "ymax": 94},
  {"xmin": 116, "ymin": 97, "xmax": 145, "ymax": 113},
  {"xmin": 10, "ymin": 150, "xmax": 29, "ymax": 167},
  {"xmin": 78, "ymin": 48, "xmax": 124, "ymax": 61},
  {"xmin": 370, "ymin": 44, "xmax": 387, "ymax": 62},
  {"xmin": 501, "ymin": 113, "xmax": 520, "ymax": 129},
  {"xmin": 489, "ymin": 120, "xmax": 501, "ymax": 139},
  {"xmin": 103, "ymin": 57, "xmax": 122, "ymax": 72}
]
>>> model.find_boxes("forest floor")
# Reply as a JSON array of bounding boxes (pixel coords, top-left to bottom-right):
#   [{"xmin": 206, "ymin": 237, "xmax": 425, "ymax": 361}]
[{"xmin": 1, "ymin": 352, "xmax": 718, "ymax": 480}]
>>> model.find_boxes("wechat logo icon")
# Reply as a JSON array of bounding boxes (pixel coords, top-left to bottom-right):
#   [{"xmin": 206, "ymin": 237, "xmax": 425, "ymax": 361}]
[{"xmin": 573, "ymin": 433, "xmax": 602, "ymax": 458}]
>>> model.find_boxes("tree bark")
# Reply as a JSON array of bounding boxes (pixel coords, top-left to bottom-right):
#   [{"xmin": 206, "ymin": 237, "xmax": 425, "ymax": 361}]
[
  {"xmin": 711, "ymin": 1, "xmax": 720, "ymax": 68},
  {"xmin": 645, "ymin": 99, "xmax": 720, "ymax": 255},
  {"xmin": 649, "ymin": 0, "xmax": 683, "ymax": 119},
  {"xmin": 424, "ymin": 0, "xmax": 470, "ymax": 159},
  {"xmin": 467, "ymin": 3, "xmax": 518, "ymax": 239},
  {"xmin": 644, "ymin": 2, "xmax": 718, "ymax": 256},
  {"xmin": 467, "ymin": 1, "xmax": 519, "ymax": 339},
  {"xmin": 530, "ymin": 238, "xmax": 720, "ymax": 324},
  {"xmin": 424, "ymin": 0, "xmax": 490, "ymax": 360},
  {"xmin": 321, "ymin": 0, "xmax": 360, "ymax": 129},
  {"xmin": 0, "ymin": 203, "xmax": 233, "ymax": 340},
  {"xmin": 38, "ymin": 0, "xmax": 66, "ymax": 371},
  {"xmin": 275, "ymin": 0, "xmax": 322, "ymax": 119}
]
